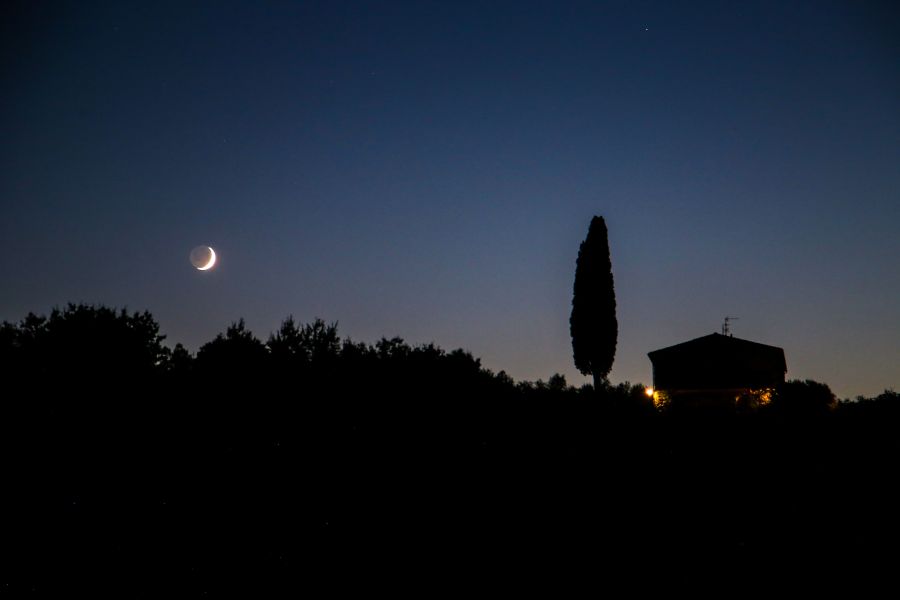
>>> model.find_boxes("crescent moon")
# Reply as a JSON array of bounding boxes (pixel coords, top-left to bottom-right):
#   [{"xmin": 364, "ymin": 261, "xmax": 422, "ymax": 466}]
[{"xmin": 198, "ymin": 247, "xmax": 216, "ymax": 270}]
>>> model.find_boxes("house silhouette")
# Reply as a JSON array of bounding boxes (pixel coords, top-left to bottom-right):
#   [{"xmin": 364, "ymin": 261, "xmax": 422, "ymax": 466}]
[{"xmin": 647, "ymin": 333, "xmax": 787, "ymax": 409}]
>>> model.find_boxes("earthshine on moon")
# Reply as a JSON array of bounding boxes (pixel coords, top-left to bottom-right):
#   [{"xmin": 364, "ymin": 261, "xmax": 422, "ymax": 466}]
[{"xmin": 190, "ymin": 246, "xmax": 217, "ymax": 271}]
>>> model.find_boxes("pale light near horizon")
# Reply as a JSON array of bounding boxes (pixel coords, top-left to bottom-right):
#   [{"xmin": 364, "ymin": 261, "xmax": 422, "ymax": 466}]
[{"xmin": 190, "ymin": 246, "xmax": 217, "ymax": 271}]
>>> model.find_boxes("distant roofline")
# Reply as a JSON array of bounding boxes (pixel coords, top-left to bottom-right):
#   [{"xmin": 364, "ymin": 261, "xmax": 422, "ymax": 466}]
[{"xmin": 647, "ymin": 332, "xmax": 785, "ymax": 359}]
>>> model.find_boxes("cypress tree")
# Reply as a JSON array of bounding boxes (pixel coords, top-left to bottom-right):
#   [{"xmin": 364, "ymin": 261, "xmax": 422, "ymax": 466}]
[{"xmin": 570, "ymin": 216, "xmax": 618, "ymax": 390}]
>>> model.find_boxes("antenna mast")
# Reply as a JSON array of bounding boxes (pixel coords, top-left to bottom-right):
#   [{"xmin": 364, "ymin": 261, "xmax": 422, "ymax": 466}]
[{"xmin": 721, "ymin": 316, "xmax": 739, "ymax": 336}]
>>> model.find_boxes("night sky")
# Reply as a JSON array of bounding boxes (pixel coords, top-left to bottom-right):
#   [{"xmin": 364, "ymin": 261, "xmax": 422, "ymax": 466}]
[{"xmin": 2, "ymin": 1, "xmax": 898, "ymax": 398}]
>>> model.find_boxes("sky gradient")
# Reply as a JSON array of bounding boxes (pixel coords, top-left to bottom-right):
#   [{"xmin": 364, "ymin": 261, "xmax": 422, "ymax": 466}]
[{"xmin": 2, "ymin": 1, "xmax": 898, "ymax": 398}]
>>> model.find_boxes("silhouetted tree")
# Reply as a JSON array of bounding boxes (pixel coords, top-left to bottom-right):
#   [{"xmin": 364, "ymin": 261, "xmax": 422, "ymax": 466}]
[
  {"xmin": 548, "ymin": 373, "xmax": 569, "ymax": 393},
  {"xmin": 0, "ymin": 320, "xmax": 22, "ymax": 373},
  {"xmin": 299, "ymin": 319, "xmax": 341, "ymax": 367},
  {"xmin": 267, "ymin": 316, "xmax": 310, "ymax": 372},
  {"xmin": 340, "ymin": 338, "xmax": 375, "ymax": 365},
  {"xmin": 376, "ymin": 336, "xmax": 411, "ymax": 361},
  {"xmin": 769, "ymin": 379, "xmax": 837, "ymax": 416},
  {"xmin": 164, "ymin": 342, "xmax": 194, "ymax": 377},
  {"xmin": 10, "ymin": 312, "xmax": 48, "ymax": 372},
  {"xmin": 2, "ymin": 304, "xmax": 167, "ymax": 385},
  {"xmin": 840, "ymin": 389, "xmax": 900, "ymax": 419},
  {"xmin": 570, "ymin": 215, "xmax": 618, "ymax": 390},
  {"xmin": 196, "ymin": 318, "xmax": 267, "ymax": 379}
]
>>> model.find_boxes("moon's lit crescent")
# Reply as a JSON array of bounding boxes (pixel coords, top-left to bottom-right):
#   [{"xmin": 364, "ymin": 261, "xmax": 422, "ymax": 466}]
[{"xmin": 198, "ymin": 247, "xmax": 216, "ymax": 270}]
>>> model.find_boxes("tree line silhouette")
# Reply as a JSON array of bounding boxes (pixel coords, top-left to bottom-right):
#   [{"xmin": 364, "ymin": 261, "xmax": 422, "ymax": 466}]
[
  {"xmin": 2, "ymin": 302, "xmax": 892, "ymax": 411},
  {"xmin": 2, "ymin": 303, "xmax": 898, "ymax": 594}
]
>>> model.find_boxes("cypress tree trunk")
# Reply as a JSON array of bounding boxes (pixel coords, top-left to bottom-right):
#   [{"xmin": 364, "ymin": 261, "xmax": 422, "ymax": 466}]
[{"xmin": 570, "ymin": 216, "xmax": 618, "ymax": 390}]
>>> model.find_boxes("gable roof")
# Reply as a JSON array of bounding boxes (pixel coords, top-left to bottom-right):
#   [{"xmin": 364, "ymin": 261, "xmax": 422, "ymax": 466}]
[{"xmin": 648, "ymin": 332, "xmax": 787, "ymax": 373}]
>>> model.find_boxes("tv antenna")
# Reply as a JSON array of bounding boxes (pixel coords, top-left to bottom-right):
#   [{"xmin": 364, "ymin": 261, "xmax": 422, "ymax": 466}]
[{"xmin": 721, "ymin": 316, "xmax": 739, "ymax": 337}]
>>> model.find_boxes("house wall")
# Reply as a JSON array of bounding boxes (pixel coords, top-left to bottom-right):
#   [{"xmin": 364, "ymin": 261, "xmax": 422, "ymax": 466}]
[{"xmin": 652, "ymin": 357, "xmax": 785, "ymax": 390}]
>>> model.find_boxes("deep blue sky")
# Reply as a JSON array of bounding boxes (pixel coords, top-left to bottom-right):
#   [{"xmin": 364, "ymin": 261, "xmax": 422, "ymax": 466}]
[{"xmin": 2, "ymin": 1, "xmax": 898, "ymax": 398}]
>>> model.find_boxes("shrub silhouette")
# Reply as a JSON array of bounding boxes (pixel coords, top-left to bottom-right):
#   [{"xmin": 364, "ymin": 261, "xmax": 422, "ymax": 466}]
[{"xmin": 769, "ymin": 379, "xmax": 838, "ymax": 416}]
